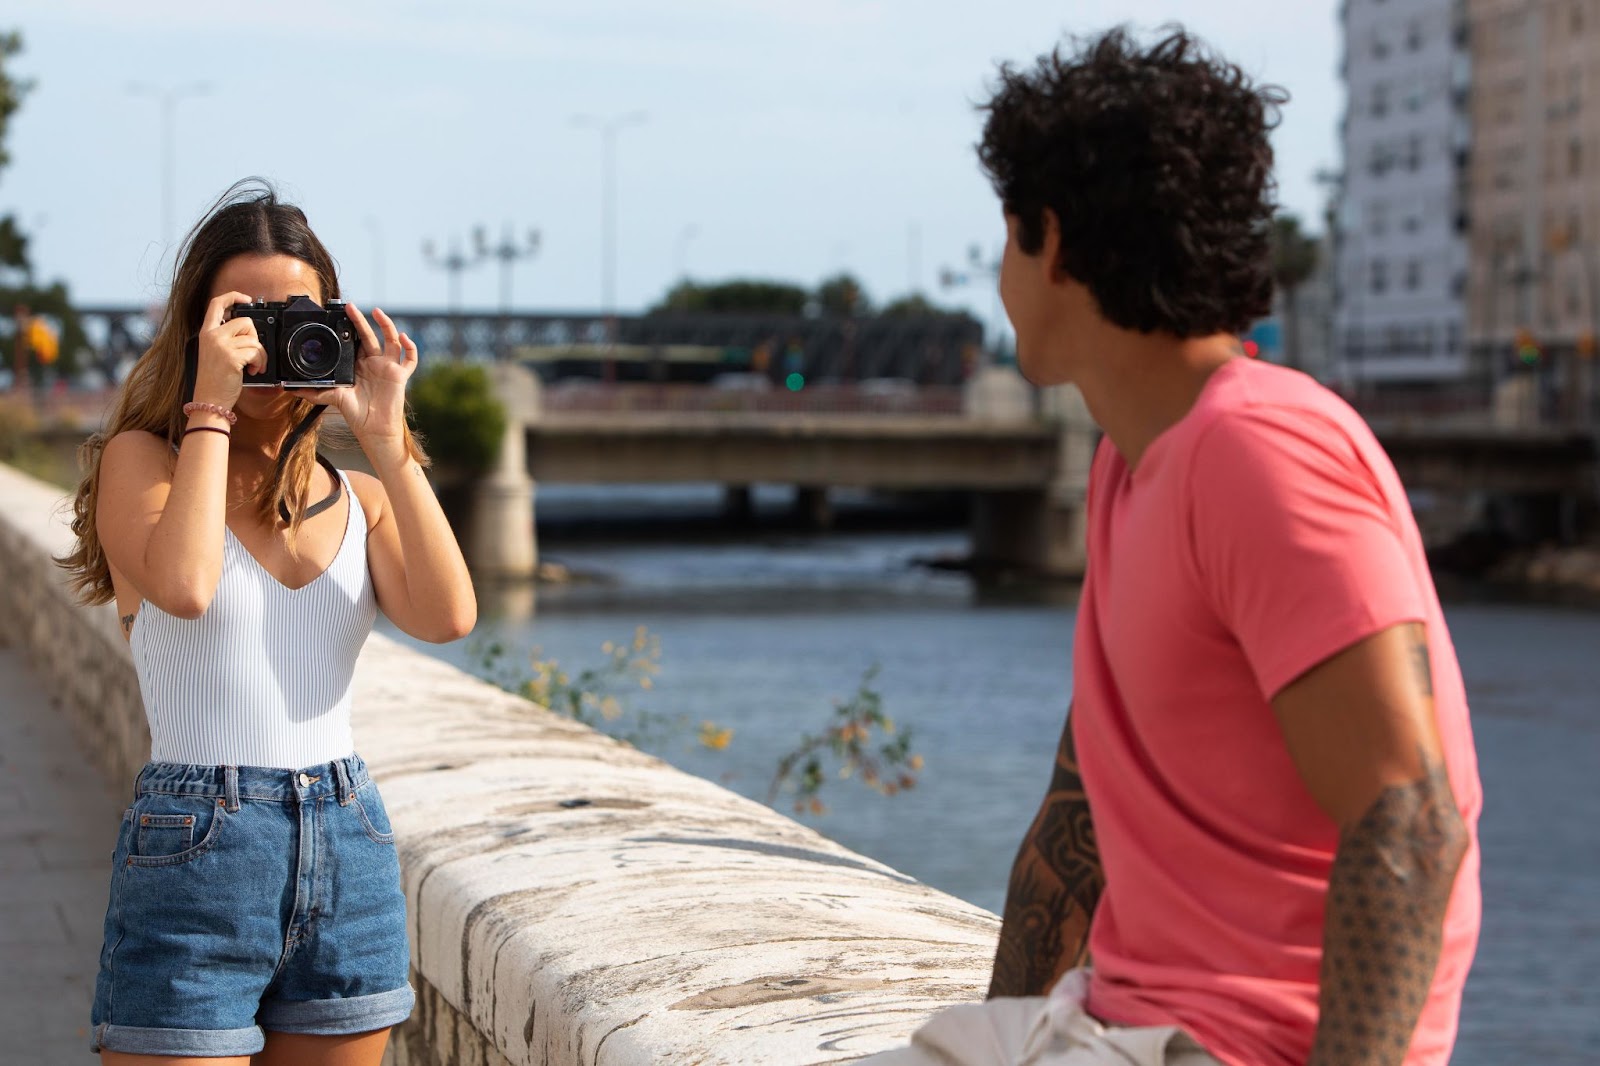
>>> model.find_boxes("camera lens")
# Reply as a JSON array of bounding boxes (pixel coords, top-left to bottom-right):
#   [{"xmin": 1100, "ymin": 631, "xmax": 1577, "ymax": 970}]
[{"xmin": 285, "ymin": 324, "xmax": 341, "ymax": 380}]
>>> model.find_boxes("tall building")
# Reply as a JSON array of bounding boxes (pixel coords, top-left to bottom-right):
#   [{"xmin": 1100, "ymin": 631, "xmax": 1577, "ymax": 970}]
[
  {"xmin": 1332, "ymin": 0, "xmax": 1473, "ymax": 386},
  {"xmin": 1466, "ymin": 0, "xmax": 1600, "ymax": 368}
]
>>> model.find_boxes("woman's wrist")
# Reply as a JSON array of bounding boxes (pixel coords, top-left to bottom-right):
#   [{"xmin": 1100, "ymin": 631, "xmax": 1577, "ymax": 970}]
[{"xmin": 184, "ymin": 410, "xmax": 234, "ymax": 432}]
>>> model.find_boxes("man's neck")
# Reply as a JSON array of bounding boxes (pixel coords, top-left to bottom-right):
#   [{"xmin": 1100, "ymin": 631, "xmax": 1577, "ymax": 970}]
[{"xmin": 1071, "ymin": 328, "xmax": 1244, "ymax": 472}]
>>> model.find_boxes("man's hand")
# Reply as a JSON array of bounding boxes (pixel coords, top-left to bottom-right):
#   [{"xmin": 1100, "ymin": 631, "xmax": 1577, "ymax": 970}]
[
  {"xmin": 1273, "ymin": 622, "xmax": 1470, "ymax": 1065},
  {"xmin": 988, "ymin": 706, "xmax": 1105, "ymax": 999}
]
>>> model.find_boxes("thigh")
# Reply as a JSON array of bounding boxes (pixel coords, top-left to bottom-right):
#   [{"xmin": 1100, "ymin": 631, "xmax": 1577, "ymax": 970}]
[
  {"xmin": 253, "ymin": 1028, "xmax": 392, "ymax": 1066},
  {"xmin": 101, "ymin": 1049, "xmax": 249, "ymax": 1056}
]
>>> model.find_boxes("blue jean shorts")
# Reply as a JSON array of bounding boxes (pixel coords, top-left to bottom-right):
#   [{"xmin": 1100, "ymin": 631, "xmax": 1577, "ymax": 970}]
[{"xmin": 90, "ymin": 753, "xmax": 415, "ymax": 1057}]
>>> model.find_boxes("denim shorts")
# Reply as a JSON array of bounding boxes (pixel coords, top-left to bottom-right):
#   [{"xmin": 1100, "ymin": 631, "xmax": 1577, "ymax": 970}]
[{"xmin": 90, "ymin": 753, "xmax": 415, "ymax": 1057}]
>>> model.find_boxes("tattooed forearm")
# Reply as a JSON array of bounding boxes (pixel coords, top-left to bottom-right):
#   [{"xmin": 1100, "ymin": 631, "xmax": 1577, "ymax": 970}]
[
  {"xmin": 988, "ymin": 710, "xmax": 1104, "ymax": 999},
  {"xmin": 1308, "ymin": 751, "xmax": 1468, "ymax": 1066}
]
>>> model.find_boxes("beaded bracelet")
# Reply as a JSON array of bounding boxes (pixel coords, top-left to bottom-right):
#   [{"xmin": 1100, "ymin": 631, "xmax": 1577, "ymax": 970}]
[{"xmin": 183, "ymin": 401, "xmax": 238, "ymax": 425}]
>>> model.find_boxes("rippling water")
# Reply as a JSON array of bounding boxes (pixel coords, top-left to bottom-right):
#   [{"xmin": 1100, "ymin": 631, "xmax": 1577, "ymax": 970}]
[{"xmin": 380, "ymin": 486, "xmax": 1600, "ymax": 1064}]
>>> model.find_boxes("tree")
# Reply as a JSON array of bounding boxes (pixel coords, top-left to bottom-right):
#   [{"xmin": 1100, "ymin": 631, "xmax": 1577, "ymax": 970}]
[
  {"xmin": 0, "ymin": 30, "xmax": 86, "ymax": 382},
  {"xmin": 1270, "ymin": 213, "xmax": 1320, "ymax": 372},
  {"xmin": 879, "ymin": 293, "xmax": 959, "ymax": 318},
  {"xmin": 815, "ymin": 273, "xmax": 870, "ymax": 317},
  {"xmin": 651, "ymin": 279, "xmax": 809, "ymax": 315}
]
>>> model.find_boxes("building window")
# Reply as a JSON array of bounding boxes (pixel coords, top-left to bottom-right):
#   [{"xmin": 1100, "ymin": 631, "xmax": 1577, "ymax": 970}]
[
  {"xmin": 1370, "ymin": 201, "xmax": 1389, "ymax": 235},
  {"xmin": 1372, "ymin": 31, "xmax": 1390, "ymax": 59},
  {"xmin": 1372, "ymin": 83, "xmax": 1390, "ymax": 117},
  {"xmin": 1405, "ymin": 260, "xmax": 1423, "ymax": 290},
  {"xmin": 1407, "ymin": 134, "xmax": 1423, "ymax": 170},
  {"xmin": 1572, "ymin": 138, "xmax": 1584, "ymax": 176},
  {"xmin": 1575, "ymin": 2, "xmax": 1585, "ymax": 34},
  {"xmin": 1403, "ymin": 212, "xmax": 1421, "ymax": 234},
  {"xmin": 1407, "ymin": 22, "xmax": 1423, "ymax": 50},
  {"xmin": 1372, "ymin": 260, "xmax": 1389, "ymax": 295}
]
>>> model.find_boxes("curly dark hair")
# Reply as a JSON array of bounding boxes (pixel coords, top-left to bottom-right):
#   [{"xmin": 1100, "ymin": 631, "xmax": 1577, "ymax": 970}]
[{"xmin": 979, "ymin": 26, "xmax": 1286, "ymax": 337}]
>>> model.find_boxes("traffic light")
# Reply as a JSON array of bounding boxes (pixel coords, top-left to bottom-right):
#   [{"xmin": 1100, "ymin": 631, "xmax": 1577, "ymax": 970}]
[
  {"xmin": 1514, "ymin": 328, "xmax": 1541, "ymax": 366},
  {"xmin": 785, "ymin": 372, "xmax": 806, "ymax": 392}
]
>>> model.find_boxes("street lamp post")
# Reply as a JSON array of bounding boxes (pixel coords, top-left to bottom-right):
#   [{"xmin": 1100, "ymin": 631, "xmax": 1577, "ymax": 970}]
[
  {"xmin": 572, "ymin": 111, "xmax": 648, "ymax": 381},
  {"xmin": 422, "ymin": 238, "xmax": 481, "ymax": 356},
  {"xmin": 940, "ymin": 244, "xmax": 1005, "ymax": 366},
  {"xmin": 475, "ymin": 225, "xmax": 541, "ymax": 359},
  {"xmin": 127, "ymin": 81, "xmax": 211, "ymax": 249}
]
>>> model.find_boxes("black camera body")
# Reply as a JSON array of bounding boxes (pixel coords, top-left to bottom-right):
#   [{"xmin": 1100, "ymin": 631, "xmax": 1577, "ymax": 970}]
[{"xmin": 228, "ymin": 295, "xmax": 357, "ymax": 387}]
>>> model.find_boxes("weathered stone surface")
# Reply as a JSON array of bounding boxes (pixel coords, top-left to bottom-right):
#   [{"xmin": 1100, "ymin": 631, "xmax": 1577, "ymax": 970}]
[{"xmin": 1, "ymin": 459, "xmax": 997, "ymax": 1065}]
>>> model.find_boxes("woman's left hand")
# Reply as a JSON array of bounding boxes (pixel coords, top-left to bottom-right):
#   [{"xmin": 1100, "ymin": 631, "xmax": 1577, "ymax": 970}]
[{"xmin": 302, "ymin": 303, "xmax": 417, "ymax": 465}]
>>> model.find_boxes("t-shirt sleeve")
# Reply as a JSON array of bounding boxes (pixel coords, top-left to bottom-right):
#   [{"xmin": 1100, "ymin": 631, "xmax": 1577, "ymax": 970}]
[{"xmin": 1186, "ymin": 407, "xmax": 1429, "ymax": 700}]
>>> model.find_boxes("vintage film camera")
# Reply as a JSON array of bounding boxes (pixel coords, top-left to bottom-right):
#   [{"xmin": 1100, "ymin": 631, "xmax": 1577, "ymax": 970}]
[{"xmin": 228, "ymin": 295, "xmax": 357, "ymax": 387}]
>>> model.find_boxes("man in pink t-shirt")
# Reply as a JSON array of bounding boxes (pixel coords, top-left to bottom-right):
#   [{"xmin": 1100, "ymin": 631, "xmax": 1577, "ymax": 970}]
[{"xmin": 865, "ymin": 26, "xmax": 1480, "ymax": 1066}]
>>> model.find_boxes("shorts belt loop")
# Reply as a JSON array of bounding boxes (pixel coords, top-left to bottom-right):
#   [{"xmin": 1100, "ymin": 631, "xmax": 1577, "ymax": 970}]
[
  {"xmin": 223, "ymin": 765, "xmax": 241, "ymax": 813},
  {"xmin": 333, "ymin": 758, "xmax": 353, "ymax": 806}
]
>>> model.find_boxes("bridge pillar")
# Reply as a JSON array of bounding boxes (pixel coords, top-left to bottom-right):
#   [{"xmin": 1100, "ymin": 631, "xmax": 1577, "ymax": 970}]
[
  {"xmin": 971, "ymin": 383, "xmax": 1097, "ymax": 577},
  {"xmin": 723, "ymin": 485, "xmax": 754, "ymax": 524},
  {"xmin": 795, "ymin": 486, "xmax": 833, "ymax": 531},
  {"xmin": 468, "ymin": 364, "xmax": 541, "ymax": 579}
]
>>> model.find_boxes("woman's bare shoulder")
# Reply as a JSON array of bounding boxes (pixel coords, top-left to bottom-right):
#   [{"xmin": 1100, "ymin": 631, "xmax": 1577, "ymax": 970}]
[
  {"xmin": 342, "ymin": 469, "xmax": 388, "ymax": 530},
  {"xmin": 99, "ymin": 430, "xmax": 176, "ymax": 498}
]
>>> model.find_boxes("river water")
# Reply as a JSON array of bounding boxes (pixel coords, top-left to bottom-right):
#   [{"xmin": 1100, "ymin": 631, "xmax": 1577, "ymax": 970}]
[{"xmin": 378, "ymin": 485, "xmax": 1599, "ymax": 1065}]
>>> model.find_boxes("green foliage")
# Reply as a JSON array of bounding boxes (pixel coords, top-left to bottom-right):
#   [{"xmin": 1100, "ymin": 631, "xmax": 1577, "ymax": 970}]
[
  {"xmin": 766, "ymin": 665, "xmax": 921, "ymax": 816},
  {"xmin": 406, "ymin": 362, "xmax": 508, "ymax": 475},
  {"xmin": 0, "ymin": 31, "xmax": 30, "ymax": 179},
  {"xmin": 472, "ymin": 630, "xmax": 923, "ymax": 817},
  {"xmin": 1270, "ymin": 214, "xmax": 1319, "ymax": 294},
  {"xmin": 879, "ymin": 293, "xmax": 957, "ymax": 318},
  {"xmin": 1270, "ymin": 213, "xmax": 1320, "ymax": 371},
  {"xmin": 652, "ymin": 279, "xmax": 809, "ymax": 315},
  {"xmin": 473, "ymin": 626, "xmax": 725, "ymax": 752},
  {"xmin": 815, "ymin": 273, "xmax": 871, "ymax": 317},
  {"xmin": 0, "ymin": 31, "xmax": 86, "ymax": 379}
]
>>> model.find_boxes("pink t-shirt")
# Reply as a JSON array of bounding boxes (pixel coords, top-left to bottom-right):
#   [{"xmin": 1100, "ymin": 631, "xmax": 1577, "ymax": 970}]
[{"xmin": 1075, "ymin": 358, "xmax": 1482, "ymax": 1066}]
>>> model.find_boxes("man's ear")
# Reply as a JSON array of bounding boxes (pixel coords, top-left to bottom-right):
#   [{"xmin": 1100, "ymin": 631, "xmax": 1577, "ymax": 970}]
[{"xmin": 1040, "ymin": 208, "xmax": 1069, "ymax": 285}]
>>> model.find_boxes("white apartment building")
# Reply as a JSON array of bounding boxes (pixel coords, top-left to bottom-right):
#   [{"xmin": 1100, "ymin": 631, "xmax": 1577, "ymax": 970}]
[{"xmin": 1333, "ymin": 0, "xmax": 1473, "ymax": 385}]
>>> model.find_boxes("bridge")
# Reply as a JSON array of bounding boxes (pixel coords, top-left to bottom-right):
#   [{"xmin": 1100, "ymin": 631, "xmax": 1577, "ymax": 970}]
[
  {"xmin": 70, "ymin": 305, "xmax": 986, "ymax": 387},
  {"xmin": 9, "ymin": 342, "xmax": 1587, "ymax": 573}
]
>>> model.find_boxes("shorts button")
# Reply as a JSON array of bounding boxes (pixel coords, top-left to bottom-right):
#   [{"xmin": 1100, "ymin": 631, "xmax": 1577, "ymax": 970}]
[{"xmin": 298, "ymin": 773, "xmax": 311, "ymax": 787}]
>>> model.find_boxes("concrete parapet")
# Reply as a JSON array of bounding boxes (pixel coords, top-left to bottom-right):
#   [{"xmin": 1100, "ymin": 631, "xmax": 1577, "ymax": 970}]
[{"xmin": 0, "ymin": 459, "xmax": 998, "ymax": 1065}]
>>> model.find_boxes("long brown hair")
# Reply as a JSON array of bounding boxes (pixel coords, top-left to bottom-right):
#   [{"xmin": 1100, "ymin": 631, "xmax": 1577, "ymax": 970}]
[{"xmin": 58, "ymin": 178, "xmax": 426, "ymax": 606}]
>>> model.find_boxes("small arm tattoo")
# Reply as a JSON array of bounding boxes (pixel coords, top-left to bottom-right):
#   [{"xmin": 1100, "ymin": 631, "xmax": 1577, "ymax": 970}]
[
  {"xmin": 1406, "ymin": 625, "xmax": 1434, "ymax": 698},
  {"xmin": 989, "ymin": 711, "xmax": 1104, "ymax": 998},
  {"xmin": 1309, "ymin": 749, "xmax": 1468, "ymax": 1065},
  {"xmin": 120, "ymin": 613, "xmax": 136, "ymax": 636}
]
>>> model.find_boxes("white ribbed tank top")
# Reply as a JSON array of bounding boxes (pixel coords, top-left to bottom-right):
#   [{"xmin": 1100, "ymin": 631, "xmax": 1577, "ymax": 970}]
[{"xmin": 129, "ymin": 466, "xmax": 377, "ymax": 769}]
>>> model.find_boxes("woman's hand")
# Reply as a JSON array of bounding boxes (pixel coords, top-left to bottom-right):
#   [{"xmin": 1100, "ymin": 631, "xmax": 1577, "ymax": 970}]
[
  {"xmin": 302, "ymin": 303, "xmax": 418, "ymax": 465},
  {"xmin": 193, "ymin": 291, "xmax": 267, "ymax": 411}
]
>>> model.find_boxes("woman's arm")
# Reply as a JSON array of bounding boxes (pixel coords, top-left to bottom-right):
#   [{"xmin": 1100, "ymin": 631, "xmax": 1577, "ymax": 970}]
[
  {"xmin": 303, "ymin": 301, "xmax": 475, "ymax": 643},
  {"xmin": 97, "ymin": 291, "xmax": 264, "ymax": 618},
  {"xmin": 350, "ymin": 466, "xmax": 475, "ymax": 643}
]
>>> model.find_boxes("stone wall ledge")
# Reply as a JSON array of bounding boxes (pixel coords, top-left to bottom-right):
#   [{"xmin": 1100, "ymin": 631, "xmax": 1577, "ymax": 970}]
[{"xmin": 0, "ymin": 460, "xmax": 995, "ymax": 1065}]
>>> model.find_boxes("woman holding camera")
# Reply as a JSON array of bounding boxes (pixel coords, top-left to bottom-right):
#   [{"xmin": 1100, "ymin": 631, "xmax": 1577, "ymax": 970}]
[{"xmin": 59, "ymin": 180, "xmax": 476, "ymax": 1065}]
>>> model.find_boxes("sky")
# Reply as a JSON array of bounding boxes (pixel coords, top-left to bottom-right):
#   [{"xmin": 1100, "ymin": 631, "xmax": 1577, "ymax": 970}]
[{"xmin": 1, "ymin": 0, "xmax": 1342, "ymax": 338}]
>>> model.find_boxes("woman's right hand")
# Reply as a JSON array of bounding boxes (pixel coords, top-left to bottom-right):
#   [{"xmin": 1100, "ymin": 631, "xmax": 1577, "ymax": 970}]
[{"xmin": 191, "ymin": 291, "xmax": 268, "ymax": 412}]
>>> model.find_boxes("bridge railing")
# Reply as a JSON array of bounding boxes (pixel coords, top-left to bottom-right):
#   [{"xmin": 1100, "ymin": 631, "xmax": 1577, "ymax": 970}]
[{"xmin": 541, "ymin": 382, "xmax": 971, "ymax": 418}]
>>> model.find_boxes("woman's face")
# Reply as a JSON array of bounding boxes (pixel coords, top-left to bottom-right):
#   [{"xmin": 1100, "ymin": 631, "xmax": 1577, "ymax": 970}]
[{"xmin": 207, "ymin": 254, "xmax": 325, "ymax": 423}]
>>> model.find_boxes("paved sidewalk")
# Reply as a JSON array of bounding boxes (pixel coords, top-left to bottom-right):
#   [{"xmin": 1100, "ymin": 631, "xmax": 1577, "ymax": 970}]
[{"xmin": 0, "ymin": 645, "xmax": 125, "ymax": 1064}]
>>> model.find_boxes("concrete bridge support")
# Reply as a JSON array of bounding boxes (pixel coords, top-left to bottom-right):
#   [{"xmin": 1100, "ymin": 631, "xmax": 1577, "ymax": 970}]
[
  {"xmin": 967, "ymin": 374, "xmax": 1098, "ymax": 577},
  {"xmin": 466, "ymin": 364, "xmax": 540, "ymax": 579}
]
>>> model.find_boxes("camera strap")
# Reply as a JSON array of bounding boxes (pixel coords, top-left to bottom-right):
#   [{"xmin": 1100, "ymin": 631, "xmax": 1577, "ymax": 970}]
[{"xmin": 275, "ymin": 404, "xmax": 335, "ymax": 525}]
